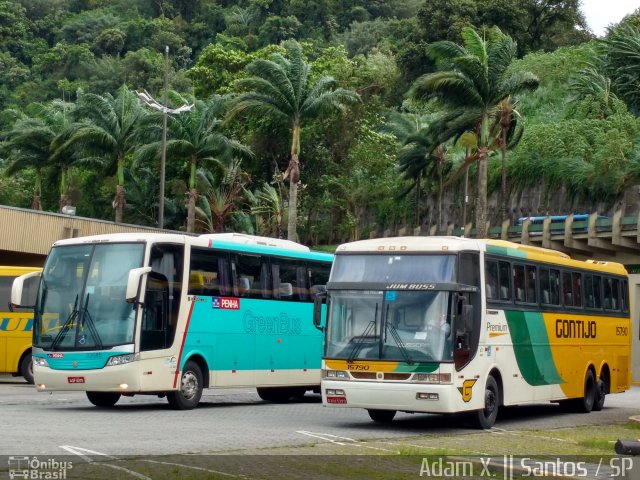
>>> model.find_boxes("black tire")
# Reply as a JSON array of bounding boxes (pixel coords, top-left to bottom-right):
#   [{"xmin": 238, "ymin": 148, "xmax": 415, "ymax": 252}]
[
  {"xmin": 291, "ymin": 387, "xmax": 308, "ymax": 400},
  {"xmin": 576, "ymin": 370, "xmax": 596, "ymax": 413},
  {"xmin": 20, "ymin": 352, "xmax": 34, "ymax": 385},
  {"xmin": 472, "ymin": 376, "xmax": 500, "ymax": 429},
  {"xmin": 256, "ymin": 387, "xmax": 294, "ymax": 403},
  {"xmin": 367, "ymin": 409, "xmax": 396, "ymax": 423},
  {"xmin": 167, "ymin": 361, "xmax": 204, "ymax": 410},
  {"xmin": 592, "ymin": 379, "xmax": 606, "ymax": 411},
  {"xmin": 86, "ymin": 391, "xmax": 121, "ymax": 407}
]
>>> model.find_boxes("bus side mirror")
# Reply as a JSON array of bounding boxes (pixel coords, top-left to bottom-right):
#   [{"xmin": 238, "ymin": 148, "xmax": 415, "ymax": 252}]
[
  {"xmin": 11, "ymin": 271, "xmax": 42, "ymax": 308},
  {"xmin": 462, "ymin": 304, "xmax": 474, "ymax": 331},
  {"xmin": 126, "ymin": 267, "xmax": 152, "ymax": 303},
  {"xmin": 313, "ymin": 292, "xmax": 327, "ymax": 332}
]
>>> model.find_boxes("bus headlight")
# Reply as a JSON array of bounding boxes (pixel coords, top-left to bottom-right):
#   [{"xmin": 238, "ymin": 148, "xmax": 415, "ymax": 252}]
[
  {"xmin": 106, "ymin": 354, "xmax": 137, "ymax": 367},
  {"xmin": 412, "ymin": 373, "xmax": 451, "ymax": 384},
  {"xmin": 33, "ymin": 357, "xmax": 49, "ymax": 367},
  {"xmin": 323, "ymin": 369, "xmax": 349, "ymax": 380}
]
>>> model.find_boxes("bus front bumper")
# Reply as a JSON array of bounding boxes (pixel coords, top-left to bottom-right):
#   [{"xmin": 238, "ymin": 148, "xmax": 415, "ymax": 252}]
[
  {"xmin": 34, "ymin": 364, "xmax": 142, "ymax": 393},
  {"xmin": 321, "ymin": 379, "xmax": 462, "ymax": 413}
]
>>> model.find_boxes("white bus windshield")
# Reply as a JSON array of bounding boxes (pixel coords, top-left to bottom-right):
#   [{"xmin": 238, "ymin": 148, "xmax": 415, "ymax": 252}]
[
  {"xmin": 34, "ymin": 243, "xmax": 145, "ymax": 350},
  {"xmin": 325, "ymin": 290, "xmax": 454, "ymax": 363},
  {"xmin": 330, "ymin": 254, "xmax": 456, "ymax": 283}
]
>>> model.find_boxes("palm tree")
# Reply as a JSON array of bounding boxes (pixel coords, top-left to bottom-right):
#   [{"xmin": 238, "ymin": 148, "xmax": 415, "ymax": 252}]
[
  {"xmin": 2, "ymin": 100, "xmax": 80, "ymax": 211},
  {"xmin": 195, "ymin": 160, "xmax": 251, "ymax": 233},
  {"xmin": 228, "ymin": 40, "xmax": 360, "ymax": 241},
  {"xmin": 383, "ymin": 110, "xmax": 431, "ymax": 225},
  {"xmin": 63, "ymin": 86, "xmax": 148, "ymax": 223},
  {"xmin": 136, "ymin": 93, "xmax": 252, "ymax": 233},
  {"xmin": 491, "ymin": 96, "xmax": 525, "ymax": 219},
  {"xmin": 602, "ymin": 23, "xmax": 640, "ymax": 114},
  {"xmin": 409, "ymin": 26, "xmax": 538, "ymax": 238},
  {"xmin": 121, "ymin": 167, "xmax": 177, "ymax": 227},
  {"xmin": 397, "ymin": 130, "xmax": 451, "ymax": 232},
  {"xmin": 246, "ymin": 183, "xmax": 284, "ymax": 238},
  {"xmin": 568, "ymin": 66, "xmax": 619, "ymax": 119}
]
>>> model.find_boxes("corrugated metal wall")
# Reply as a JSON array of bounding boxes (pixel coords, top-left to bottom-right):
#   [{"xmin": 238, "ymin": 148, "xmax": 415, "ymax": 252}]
[{"xmin": 0, "ymin": 206, "xmax": 164, "ymax": 256}]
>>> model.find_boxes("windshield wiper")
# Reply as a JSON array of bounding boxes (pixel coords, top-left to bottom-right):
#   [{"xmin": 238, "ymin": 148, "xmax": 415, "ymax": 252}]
[
  {"xmin": 383, "ymin": 303, "xmax": 413, "ymax": 365},
  {"xmin": 50, "ymin": 294, "xmax": 79, "ymax": 350},
  {"xmin": 347, "ymin": 303, "xmax": 379, "ymax": 363},
  {"xmin": 78, "ymin": 294, "xmax": 103, "ymax": 349}
]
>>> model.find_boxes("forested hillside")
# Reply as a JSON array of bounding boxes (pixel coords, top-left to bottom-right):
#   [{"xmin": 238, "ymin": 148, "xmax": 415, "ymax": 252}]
[{"xmin": 0, "ymin": 0, "xmax": 639, "ymax": 243}]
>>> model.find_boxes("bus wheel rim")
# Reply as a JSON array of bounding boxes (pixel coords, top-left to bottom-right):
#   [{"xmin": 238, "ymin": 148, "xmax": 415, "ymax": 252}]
[{"xmin": 181, "ymin": 371, "xmax": 198, "ymax": 399}]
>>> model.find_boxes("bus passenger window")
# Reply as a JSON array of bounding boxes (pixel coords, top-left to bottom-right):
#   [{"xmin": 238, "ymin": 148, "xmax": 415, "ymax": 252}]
[
  {"xmin": 271, "ymin": 259, "xmax": 305, "ymax": 301},
  {"xmin": 526, "ymin": 265, "xmax": 537, "ymax": 303},
  {"xmin": 562, "ymin": 271, "xmax": 572, "ymax": 306},
  {"xmin": 188, "ymin": 249, "xmax": 230, "ymax": 297},
  {"xmin": 603, "ymin": 277, "xmax": 620, "ymax": 311},
  {"xmin": 513, "ymin": 265, "xmax": 525, "ymax": 302},
  {"xmin": 498, "ymin": 261, "xmax": 511, "ymax": 300},
  {"xmin": 309, "ymin": 261, "xmax": 331, "ymax": 300},
  {"xmin": 234, "ymin": 254, "xmax": 270, "ymax": 299},
  {"xmin": 485, "ymin": 261, "xmax": 499, "ymax": 300},
  {"xmin": 572, "ymin": 272, "xmax": 582, "ymax": 307}
]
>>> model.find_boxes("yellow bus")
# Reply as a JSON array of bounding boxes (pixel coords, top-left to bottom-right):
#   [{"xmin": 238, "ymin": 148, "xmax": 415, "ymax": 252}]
[
  {"xmin": 0, "ymin": 266, "xmax": 42, "ymax": 384},
  {"xmin": 316, "ymin": 237, "xmax": 631, "ymax": 428}
]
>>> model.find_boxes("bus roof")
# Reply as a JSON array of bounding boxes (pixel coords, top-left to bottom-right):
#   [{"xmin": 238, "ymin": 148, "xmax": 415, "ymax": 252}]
[
  {"xmin": 334, "ymin": 236, "xmax": 627, "ymax": 276},
  {"xmin": 335, "ymin": 236, "xmax": 485, "ymax": 253},
  {"xmin": 482, "ymin": 239, "xmax": 627, "ymax": 275},
  {"xmin": 199, "ymin": 233, "xmax": 310, "ymax": 251},
  {"xmin": 51, "ymin": 232, "xmax": 332, "ymax": 262}
]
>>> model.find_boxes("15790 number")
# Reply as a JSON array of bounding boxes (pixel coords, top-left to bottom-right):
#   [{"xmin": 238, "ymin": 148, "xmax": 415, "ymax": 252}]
[
  {"xmin": 616, "ymin": 326, "xmax": 629, "ymax": 336},
  {"xmin": 347, "ymin": 363, "xmax": 370, "ymax": 371}
]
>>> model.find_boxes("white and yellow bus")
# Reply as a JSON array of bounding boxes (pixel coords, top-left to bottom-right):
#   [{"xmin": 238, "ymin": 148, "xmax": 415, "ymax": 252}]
[
  {"xmin": 315, "ymin": 237, "xmax": 631, "ymax": 428},
  {"xmin": 0, "ymin": 266, "xmax": 42, "ymax": 383}
]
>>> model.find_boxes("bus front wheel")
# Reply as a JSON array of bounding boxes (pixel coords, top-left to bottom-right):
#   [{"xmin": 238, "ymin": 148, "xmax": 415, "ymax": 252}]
[
  {"xmin": 473, "ymin": 376, "xmax": 500, "ymax": 429},
  {"xmin": 20, "ymin": 352, "xmax": 34, "ymax": 385},
  {"xmin": 86, "ymin": 392, "xmax": 121, "ymax": 407},
  {"xmin": 367, "ymin": 409, "xmax": 396, "ymax": 423},
  {"xmin": 168, "ymin": 361, "xmax": 203, "ymax": 410}
]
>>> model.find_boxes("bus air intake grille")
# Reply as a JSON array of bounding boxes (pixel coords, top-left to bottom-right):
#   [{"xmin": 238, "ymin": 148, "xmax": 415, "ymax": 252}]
[
  {"xmin": 384, "ymin": 373, "xmax": 411, "ymax": 381},
  {"xmin": 350, "ymin": 372, "xmax": 377, "ymax": 379}
]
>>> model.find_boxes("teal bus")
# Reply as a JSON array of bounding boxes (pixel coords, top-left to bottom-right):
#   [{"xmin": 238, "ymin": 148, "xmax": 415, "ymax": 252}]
[{"xmin": 11, "ymin": 232, "xmax": 332, "ymax": 409}]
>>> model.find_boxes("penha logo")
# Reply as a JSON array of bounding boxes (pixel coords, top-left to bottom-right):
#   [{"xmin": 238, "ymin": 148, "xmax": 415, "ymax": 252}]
[{"xmin": 212, "ymin": 297, "xmax": 240, "ymax": 310}]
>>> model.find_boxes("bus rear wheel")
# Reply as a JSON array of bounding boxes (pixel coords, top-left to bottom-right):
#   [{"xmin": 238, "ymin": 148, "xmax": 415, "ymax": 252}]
[
  {"xmin": 86, "ymin": 392, "xmax": 121, "ymax": 407},
  {"xmin": 167, "ymin": 361, "xmax": 203, "ymax": 410},
  {"xmin": 472, "ymin": 376, "xmax": 500, "ymax": 429},
  {"xmin": 367, "ymin": 409, "xmax": 396, "ymax": 423},
  {"xmin": 593, "ymin": 377, "xmax": 606, "ymax": 412},
  {"xmin": 20, "ymin": 352, "xmax": 34, "ymax": 385}
]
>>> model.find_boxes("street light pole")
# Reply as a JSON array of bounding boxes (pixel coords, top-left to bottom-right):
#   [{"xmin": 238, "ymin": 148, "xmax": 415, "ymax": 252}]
[
  {"xmin": 135, "ymin": 50, "xmax": 193, "ymax": 231},
  {"xmin": 159, "ymin": 45, "xmax": 169, "ymax": 229}
]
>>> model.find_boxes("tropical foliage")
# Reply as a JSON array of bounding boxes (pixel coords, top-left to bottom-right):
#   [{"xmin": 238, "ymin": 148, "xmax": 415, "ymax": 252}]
[{"xmin": 0, "ymin": 1, "xmax": 639, "ymax": 243}]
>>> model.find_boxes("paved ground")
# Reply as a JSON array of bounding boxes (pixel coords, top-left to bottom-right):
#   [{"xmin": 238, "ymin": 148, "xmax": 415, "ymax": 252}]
[{"xmin": 1, "ymin": 375, "xmax": 639, "ymax": 458}]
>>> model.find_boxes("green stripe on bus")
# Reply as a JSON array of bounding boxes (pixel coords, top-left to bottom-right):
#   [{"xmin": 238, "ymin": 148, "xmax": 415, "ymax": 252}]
[
  {"xmin": 486, "ymin": 245, "xmax": 527, "ymax": 258},
  {"xmin": 505, "ymin": 310, "xmax": 564, "ymax": 386},
  {"xmin": 394, "ymin": 362, "xmax": 439, "ymax": 373}
]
